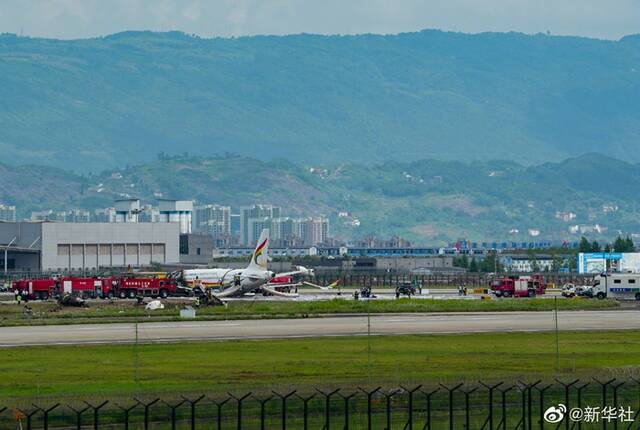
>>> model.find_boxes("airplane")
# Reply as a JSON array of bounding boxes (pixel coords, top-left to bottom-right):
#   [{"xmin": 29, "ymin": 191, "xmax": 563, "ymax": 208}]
[{"xmin": 180, "ymin": 229, "xmax": 315, "ymax": 298}]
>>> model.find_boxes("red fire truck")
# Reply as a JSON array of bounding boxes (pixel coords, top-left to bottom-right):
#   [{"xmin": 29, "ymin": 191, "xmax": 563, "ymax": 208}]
[
  {"xmin": 12, "ymin": 278, "xmax": 57, "ymax": 300},
  {"xmin": 116, "ymin": 277, "xmax": 178, "ymax": 299},
  {"xmin": 59, "ymin": 277, "xmax": 117, "ymax": 299},
  {"xmin": 490, "ymin": 275, "xmax": 547, "ymax": 298}
]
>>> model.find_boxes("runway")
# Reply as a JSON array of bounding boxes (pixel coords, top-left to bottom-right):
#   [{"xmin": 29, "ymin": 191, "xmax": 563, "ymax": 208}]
[{"xmin": 1, "ymin": 310, "xmax": 638, "ymax": 347}]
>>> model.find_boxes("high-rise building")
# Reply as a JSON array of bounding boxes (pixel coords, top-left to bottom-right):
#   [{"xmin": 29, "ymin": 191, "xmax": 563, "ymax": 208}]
[
  {"xmin": 0, "ymin": 204, "xmax": 16, "ymax": 222},
  {"xmin": 240, "ymin": 205, "xmax": 281, "ymax": 245},
  {"xmin": 247, "ymin": 217, "xmax": 272, "ymax": 246},
  {"xmin": 193, "ymin": 205, "xmax": 231, "ymax": 237},
  {"xmin": 299, "ymin": 217, "xmax": 329, "ymax": 246},
  {"xmin": 230, "ymin": 214, "xmax": 241, "ymax": 241},
  {"xmin": 158, "ymin": 199, "xmax": 193, "ymax": 234}
]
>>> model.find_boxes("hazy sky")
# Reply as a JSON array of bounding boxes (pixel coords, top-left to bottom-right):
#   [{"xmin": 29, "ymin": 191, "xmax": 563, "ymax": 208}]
[{"xmin": 1, "ymin": 0, "xmax": 639, "ymax": 40}]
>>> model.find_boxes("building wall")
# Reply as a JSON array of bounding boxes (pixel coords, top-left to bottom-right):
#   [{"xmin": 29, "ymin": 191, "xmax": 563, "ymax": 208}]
[
  {"xmin": 40, "ymin": 222, "xmax": 180, "ymax": 271},
  {"xmin": 375, "ymin": 257, "xmax": 454, "ymax": 271},
  {"xmin": 179, "ymin": 234, "xmax": 214, "ymax": 264}
]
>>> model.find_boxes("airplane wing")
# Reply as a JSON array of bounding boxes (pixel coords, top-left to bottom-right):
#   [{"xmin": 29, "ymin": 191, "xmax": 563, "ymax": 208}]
[
  {"xmin": 264, "ymin": 283, "xmax": 301, "ymax": 289},
  {"xmin": 260, "ymin": 285, "xmax": 299, "ymax": 298},
  {"xmin": 302, "ymin": 280, "xmax": 339, "ymax": 290},
  {"xmin": 275, "ymin": 265, "xmax": 314, "ymax": 278}
]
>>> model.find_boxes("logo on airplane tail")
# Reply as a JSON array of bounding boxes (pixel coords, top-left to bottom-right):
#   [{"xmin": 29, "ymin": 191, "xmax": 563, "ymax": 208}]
[{"xmin": 253, "ymin": 238, "xmax": 268, "ymax": 266}]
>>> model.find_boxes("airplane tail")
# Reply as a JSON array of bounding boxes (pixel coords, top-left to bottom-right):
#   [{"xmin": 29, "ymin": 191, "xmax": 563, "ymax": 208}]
[{"xmin": 246, "ymin": 229, "xmax": 269, "ymax": 272}]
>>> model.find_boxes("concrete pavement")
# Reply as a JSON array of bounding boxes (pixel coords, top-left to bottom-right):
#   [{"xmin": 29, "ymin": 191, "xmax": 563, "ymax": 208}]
[{"xmin": 0, "ymin": 310, "xmax": 638, "ymax": 346}]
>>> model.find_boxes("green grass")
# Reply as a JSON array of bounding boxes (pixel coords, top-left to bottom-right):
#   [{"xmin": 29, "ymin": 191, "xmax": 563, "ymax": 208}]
[
  {"xmin": 3, "ymin": 330, "xmax": 640, "ymax": 404},
  {"xmin": 0, "ymin": 298, "xmax": 619, "ymax": 327}
]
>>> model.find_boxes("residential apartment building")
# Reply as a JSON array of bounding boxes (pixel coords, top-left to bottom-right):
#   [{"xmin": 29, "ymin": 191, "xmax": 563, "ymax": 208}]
[
  {"xmin": 193, "ymin": 204, "xmax": 231, "ymax": 238},
  {"xmin": 240, "ymin": 204, "xmax": 281, "ymax": 245}
]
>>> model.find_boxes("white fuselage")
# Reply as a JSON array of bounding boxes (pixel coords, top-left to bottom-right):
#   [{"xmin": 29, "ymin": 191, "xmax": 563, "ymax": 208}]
[{"xmin": 182, "ymin": 267, "xmax": 272, "ymax": 295}]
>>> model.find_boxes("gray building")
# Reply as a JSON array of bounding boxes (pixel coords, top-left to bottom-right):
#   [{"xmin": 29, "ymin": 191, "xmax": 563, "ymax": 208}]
[
  {"xmin": 240, "ymin": 205, "xmax": 281, "ymax": 245},
  {"xmin": 193, "ymin": 204, "xmax": 231, "ymax": 237},
  {"xmin": 179, "ymin": 233, "xmax": 215, "ymax": 264},
  {"xmin": 0, "ymin": 222, "xmax": 179, "ymax": 272}
]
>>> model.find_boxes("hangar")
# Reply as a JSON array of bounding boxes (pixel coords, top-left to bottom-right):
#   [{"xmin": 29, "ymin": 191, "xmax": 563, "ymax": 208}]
[{"xmin": 0, "ymin": 222, "xmax": 180, "ymax": 273}]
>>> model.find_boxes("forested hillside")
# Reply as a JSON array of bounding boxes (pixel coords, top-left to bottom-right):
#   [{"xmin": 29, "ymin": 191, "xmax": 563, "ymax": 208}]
[
  {"xmin": 1, "ymin": 31, "xmax": 639, "ymax": 170},
  {"xmin": 2, "ymin": 154, "xmax": 640, "ymax": 244}
]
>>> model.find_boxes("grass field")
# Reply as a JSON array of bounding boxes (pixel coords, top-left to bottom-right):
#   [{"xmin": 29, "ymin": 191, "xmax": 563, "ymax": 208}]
[
  {"xmin": 0, "ymin": 297, "xmax": 619, "ymax": 326},
  {"xmin": 3, "ymin": 330, "xmax": 640, "ymax": 404}
]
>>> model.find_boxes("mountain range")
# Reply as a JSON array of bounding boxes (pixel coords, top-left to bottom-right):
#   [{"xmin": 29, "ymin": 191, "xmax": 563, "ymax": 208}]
[
  {"xmin": 2, "ymin": 153, "xmax": 639, "ymax": 244},
  {"xmin": 1, "ymin": 30, "xmax": 640, "ymax": 170}
]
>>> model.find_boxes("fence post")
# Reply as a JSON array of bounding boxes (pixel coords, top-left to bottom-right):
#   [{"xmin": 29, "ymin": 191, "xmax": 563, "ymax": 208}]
[
  {"xmin": 67, "ymin": 404, "xmax": 90, "ymax": 430},
  {"xmin": 83, "ymin": 400, "xmax": 108, "ymax": 430},
  {"xmin": 180, "ymin": 395, "xmax": 205, "ymax": 430},
  {"xmin": 575, "ymin": 382, "xmax": 590, "ymax": 430},
  {"xmin": 209, "ymin": 397, "xmax": 231, "ymax": 430},
  {"xmin": 272, "ymin": 389, "xmax": 296, "ymax": 430},
  {"xmin": 17, "ymin": 407, "xmax": 40, "ymax": 430},
  {"xmin": 440, "ymin": 383, "xmax": 463, "ymax": 430},
  {"xmin": 555, "ymin": 379, "xmax": 579, "ymax": 430},
  {"xmin": 161, "ymin": 399, "xmax": 185, "ymax": 430},
  {"xmin": 316, "ymin": 388, "xmax": 340, "ymax": 430},
  {"xmin": 116, "ymin": 402, "xmax": 140, "ymax": 430},
  {"xmin": 518, "ymin": 380, "xmax": 541, "ymax": 430},
  {"xmin": 418, "ymin": 387, "xmax": 440, "ymax": 430},
  {"xmin": 534, "ymin": 384, "xmax": 552, "ymax": 430},
  {"xmin": 252, "ymin": 395, "xmax": 273, "ymax": 430},
  {"xmin": 400, "ymin": 384, "xmax": 422, "ymax": 430},
  {"xmin": 480, "ymin": 381, "xmax": 503, "ymax": 430},
  {"xmin": 228, "ymin": 392, "xmax": 252, "ymax": 430},
  {"xmin": 295, "ymin": 393, "xmax": 316, "ymax": 430},
  {"xmin": 32, "ymin": 403, "xmax": 59, "ymax": 430},
  {"xmin": 358, "ymin": 386, "xmax": 381, "ymax": 430},
  {"xmin": 381, "ymin": 389, "xmax": 401, "ymax": 430},
  {"xmin": 593, "ymin": 378, "xmax": 616, "ymax": 430},
  {"xmin": 461, "ymin": 386, "xmax": 478, "ymax": 430},
  {"xmin": 338, "ymin": 391, "xmax": 357, "ymax": 430},
  {"xmin": 134, "ymin": 398, "xmax": 160, "ymax": 430},
  {"xmin": 497, "ymin": 386, "xmax": 513, "ymax": 430},
  {"xmin": 611, "ymin": 381, "xmax": 625, "ymax": 430}
]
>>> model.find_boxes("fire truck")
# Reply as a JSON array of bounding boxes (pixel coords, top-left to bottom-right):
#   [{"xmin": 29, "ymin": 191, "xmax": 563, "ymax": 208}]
[
  {"xmin": 116, "ymin": 277, "xmax": 178, "ymax": 299},
  {"xmin": 59, "ymin": 277, "xmax": 117, "ymax": 299},
  {"xmin": 13, "ymin": 278, "xmax": 57, "ymax": 300},
  {"xmin": 490, "ymin": 275, "xmax": 547, "ymax": 298}
]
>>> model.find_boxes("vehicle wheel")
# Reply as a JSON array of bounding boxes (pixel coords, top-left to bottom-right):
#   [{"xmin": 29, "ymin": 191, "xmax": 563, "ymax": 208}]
[
  {"xmin": 160, "ymin": 289, "xmax": 168, "ymax": 299},
  {"xmin": 128, "ymin": 290, "xmax": 136, "ymax": 299},
  {"xmin": 527, "ymin": 289, "xmax": 536, "ymax": 298},
  {"xmin": 107, "ymin": 291, "xmax": 114, "ymax": 299},
  {"xmin": 635, "ymin": 293, "xmax": 640, "ymax": 301},
  {"xmin": 596, "ymin": 292, "xmax": 606, "ymax": 300},
  {"xmin": 42, "ymin": 292, "xmax": 49, "ymax": 300},
  {"xmin": 495, "ymin": 291, "xmax": 503, "ymax": 297},
  {"xmin": 119, "ymin": 290, "xmax": 126, "ymax": 299},
  {"xmin": 503, "ymin": 291, "xmax": 511, "ymax": 298}
]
